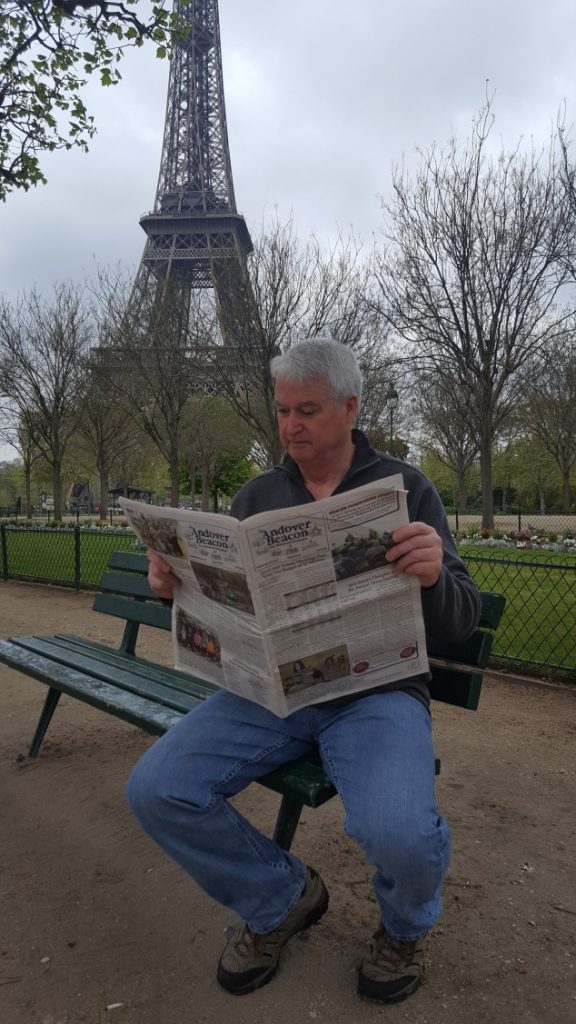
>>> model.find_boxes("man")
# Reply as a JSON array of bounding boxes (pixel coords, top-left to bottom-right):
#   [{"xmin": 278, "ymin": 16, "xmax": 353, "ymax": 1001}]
[{"xmin": 126, "ymin": 337, "xmax": 481, "ymax": 1004}]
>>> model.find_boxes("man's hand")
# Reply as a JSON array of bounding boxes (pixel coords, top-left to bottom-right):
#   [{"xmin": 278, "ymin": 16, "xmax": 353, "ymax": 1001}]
[
  {"xmin": 147, "ymin": 548, "xmax": 180, "ymax": 600},
  {"xmin": 386, "ymin": 522, "xmax": 443, "ymax": 589}
]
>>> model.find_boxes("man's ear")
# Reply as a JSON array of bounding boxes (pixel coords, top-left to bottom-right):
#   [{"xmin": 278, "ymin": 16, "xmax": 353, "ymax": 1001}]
[{"xmin": 344, "ymin": 394, "xmax": 359, "ymax": 422}]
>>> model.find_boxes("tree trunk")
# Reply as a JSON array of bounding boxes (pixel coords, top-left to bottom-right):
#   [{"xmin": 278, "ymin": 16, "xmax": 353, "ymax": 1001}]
[
  {"xmin": 96, "ymin": 468, "xmax": 108, "ymax": 524},
  {"xmin": 23, "ymin": 463, "xmax": 32, "ymax": 518},
  {"xmin": 269, "ymin": 434, "xmax": 283, "ymax": 465},
  {"xmin": 200, "ymin": 463, "xmax": 210, "ymax": 511},
  {"xmin": 479, "ymin": 428, "xmax": 494, "ymax": 530},
  {"xmin": 169, "ymin": 456, "xmax": 180, "ymax": 507},
  {"xmin": 189, "ymin": 460, "xmax": 196, "ymax": 507},
  {"xmin": 457, "ymin": 473, "xmax": 468, "ymax": 513},
  {"xmin": 538, "ymin": 485, "xmax": 546, "ymax": 514},
  {"xmin": 52, "ymin": 462, "xmax": 63, "ymax": 522},
  {"xmin": 562, "ymin": 469, "xmax": 571, "ymax": 513}
]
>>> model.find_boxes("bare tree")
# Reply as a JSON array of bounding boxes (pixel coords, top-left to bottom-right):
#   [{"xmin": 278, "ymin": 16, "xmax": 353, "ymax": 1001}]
[
  {"xmin": 0, "ymin": 411, "xmax": 46, "ymax": 516},
  {"xmin": 372, "ymin": 102, "xmax": 575, "ymax": 527},
  {"xmin": 74, "ymin": 376, "xmax": 143, "ymax": 520},
  {"xmin": 180, "ymin": 395, "xmax": 253, "ymax": 511},
  {"xmin": 0, "ymin": 284, "xmax": 93, "ymax": 519},
  {"xmin": 93, "ymin": 272, "xmax": 214, "ymax": 506},
  {"xmin": 417, "ymin": 374, "xmax": 479, "ymax": 511},
  {"xmin": 208, "ymin": 216, "xmax": 380, "ymax": 465},
  {"xmin": 519, "ymin": 336, "xmax": 576, "ymax": 512}
]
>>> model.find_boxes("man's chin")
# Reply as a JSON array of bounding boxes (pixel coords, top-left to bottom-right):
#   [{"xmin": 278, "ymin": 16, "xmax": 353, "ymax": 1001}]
[{"xmin": 288, "ymin": 443, "xmax": 312, "ymax": 459}]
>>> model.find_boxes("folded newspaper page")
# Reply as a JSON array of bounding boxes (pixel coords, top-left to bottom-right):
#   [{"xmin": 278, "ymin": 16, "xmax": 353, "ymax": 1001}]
[{"xmin": 119, "ymin": 476, "xmax": 429, "ymax": 717}]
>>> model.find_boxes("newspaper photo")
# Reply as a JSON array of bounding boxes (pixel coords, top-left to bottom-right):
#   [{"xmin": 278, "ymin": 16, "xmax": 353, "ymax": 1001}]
[{"xmin": 119, "ymin": 475, "xmax": 429, "ymax": 717}]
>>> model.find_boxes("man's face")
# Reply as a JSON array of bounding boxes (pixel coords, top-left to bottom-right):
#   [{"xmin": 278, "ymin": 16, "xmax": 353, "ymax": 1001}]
[{"xmin": 274, "ymin": 375, "xmax": 358, "ymax": 468}]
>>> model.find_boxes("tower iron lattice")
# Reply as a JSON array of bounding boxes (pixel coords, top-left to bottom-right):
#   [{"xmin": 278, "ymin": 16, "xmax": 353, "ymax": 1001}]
[{"xmin": 131, "ymin": 0, "xmax": 261, "ymax": 358}]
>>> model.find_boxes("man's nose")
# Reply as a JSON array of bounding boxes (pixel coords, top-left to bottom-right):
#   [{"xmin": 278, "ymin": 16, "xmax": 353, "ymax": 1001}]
[{"xmin": 286, "ymin": 411, "xmax": 304, "ymax": 432}]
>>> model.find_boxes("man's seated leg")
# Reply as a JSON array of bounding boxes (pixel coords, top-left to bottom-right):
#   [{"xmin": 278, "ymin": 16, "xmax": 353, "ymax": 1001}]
[
  {"xmin": 125, "ymin": 690, "xmax": 329, "ymax": 991},
  {"xmin": 315, "ymin": 690, "xmax": 450, "ymax": 1004}
]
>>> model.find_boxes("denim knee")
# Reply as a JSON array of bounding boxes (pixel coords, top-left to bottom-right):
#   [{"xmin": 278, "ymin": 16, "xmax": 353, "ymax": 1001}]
[
  {"xmin": 347, "ymin": 808, "xmax": 446, "ymax": 880},
  {"xmin": 125, "ymin": 746, "xmax": 180, "ymax": 836}
]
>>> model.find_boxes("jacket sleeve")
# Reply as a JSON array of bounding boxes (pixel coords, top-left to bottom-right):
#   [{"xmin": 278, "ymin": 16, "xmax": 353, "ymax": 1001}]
[{"xmin": 409, "ymin": 475, "xmax": 482, "ymax": 644}]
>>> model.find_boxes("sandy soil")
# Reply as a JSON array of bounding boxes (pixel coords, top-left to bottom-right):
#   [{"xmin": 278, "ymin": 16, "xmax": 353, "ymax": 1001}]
[{"xmin": 1, "ymin": 579, "xmax": 575, "ymax": 1024}]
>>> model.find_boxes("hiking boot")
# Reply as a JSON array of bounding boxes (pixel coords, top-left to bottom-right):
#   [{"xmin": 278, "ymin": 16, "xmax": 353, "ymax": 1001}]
[
  {"xmin": 217, "ymin": 867, "xmax": 329, "ymax": 995},
  {"xmin": 358, "ymin": 924, "xmax": 425, "ymax": 1004}
]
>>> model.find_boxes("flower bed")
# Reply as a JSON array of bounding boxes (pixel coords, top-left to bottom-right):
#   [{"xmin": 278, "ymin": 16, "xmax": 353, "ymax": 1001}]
[{"xmin": 456, "ymin": 527, "xmax": 576, "ymax": 553}]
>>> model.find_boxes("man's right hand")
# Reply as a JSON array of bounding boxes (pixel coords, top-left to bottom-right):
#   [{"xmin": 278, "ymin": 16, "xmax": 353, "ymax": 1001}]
[{"xmin": 147, "ymin": 548, "xmax": 180, "ymax": 600}]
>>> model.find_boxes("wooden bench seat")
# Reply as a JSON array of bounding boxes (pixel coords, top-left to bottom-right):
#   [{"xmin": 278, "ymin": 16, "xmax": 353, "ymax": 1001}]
[{"xmin": 0, "ymin": 550, "xmax": 505, "ymax": 850}]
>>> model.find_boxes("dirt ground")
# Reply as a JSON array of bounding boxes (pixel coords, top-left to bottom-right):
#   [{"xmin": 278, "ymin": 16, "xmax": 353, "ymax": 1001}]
[{"xmin": 1, "ymin": 580, "xmax": 575, "ymax": 1024}]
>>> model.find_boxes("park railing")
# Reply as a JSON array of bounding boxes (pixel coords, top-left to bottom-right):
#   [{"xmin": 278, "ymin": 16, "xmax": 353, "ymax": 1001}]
[
  {"xmin": 447, "ymin": 508, "xmax": 576, "ymax": 535},
  {"xmin": 1, "ymin": 525, "xmax": 575, "ymax": 680},
  {"xmin": 0, "ymin": 524, "xmax": 143, "ymax": 590},
  {"xmin": 461, "ymin": 553, "xmax": 576, "ymax": 679}
]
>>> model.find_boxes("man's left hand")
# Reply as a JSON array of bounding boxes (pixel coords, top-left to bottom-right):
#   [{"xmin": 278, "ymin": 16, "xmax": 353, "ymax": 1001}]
[{"xmin": 386, "ymin": 522, "xmax": 443, "ymax": 588}]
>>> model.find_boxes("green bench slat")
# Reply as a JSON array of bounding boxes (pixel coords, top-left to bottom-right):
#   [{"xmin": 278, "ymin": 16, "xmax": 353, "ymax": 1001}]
[
  {"xmin": 262, "ymin": 758, "xmax": 337, "ymax": 805},
  {"xmin": 93, "ymin": 593, "xmax": 172, "ymax": 631},
  {"xmin": 427, "ymin": 667, "xmax": 483, "ymax": 709},
  {"xmin": 479, "ymin": 592, "xmax": 507, "ymax": 631},
  {"xmin": 427, "ymin": 629, "xmax": 492, "ymax": 670},
  {"xmin": 6, "ymin": 635, "xmax": 210, "ymax": 712},
  {"xmin": 0, "ymin": 639, "xmax": 336, "ymax": 809},
  {"xmin": 0, "ymin": 640, "xmax": 183, "ymax": 734},
  {"xmin": 99, "ymin": 571, "xmax": 160, "ymax": 600},
  {"xmin": 56, "ymin": 635, "xmax": 217, "ymax": 698},
  {"xmin": 107, "ymin": 551, "xmax": 150, "ymax": 573}
]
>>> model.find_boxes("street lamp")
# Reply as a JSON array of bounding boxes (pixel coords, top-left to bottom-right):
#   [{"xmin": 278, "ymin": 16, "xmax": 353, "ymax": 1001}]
[{"xmin": 385, "ymin": 383, "xmax": 398, "ymax": 448}]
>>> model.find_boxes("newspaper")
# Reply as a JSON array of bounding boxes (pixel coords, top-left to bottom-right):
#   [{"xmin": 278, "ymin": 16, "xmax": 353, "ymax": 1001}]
[{"xmin": 119, "ymin": 476, "xmax": 429, "ymax": 717}]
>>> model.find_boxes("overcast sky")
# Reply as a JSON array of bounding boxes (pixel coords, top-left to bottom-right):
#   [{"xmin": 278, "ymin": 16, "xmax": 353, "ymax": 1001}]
[{"xmin": 2, "ymin": 0, "xmax": 576, "ymax": 308}]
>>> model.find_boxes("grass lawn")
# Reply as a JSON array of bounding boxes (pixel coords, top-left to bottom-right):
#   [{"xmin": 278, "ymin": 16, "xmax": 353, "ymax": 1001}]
[{"xmin": 461, "ymin": 546, "xmax": 576, "ymax": 675}]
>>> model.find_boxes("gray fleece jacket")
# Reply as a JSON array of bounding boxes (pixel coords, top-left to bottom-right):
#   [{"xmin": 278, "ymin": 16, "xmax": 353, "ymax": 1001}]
[{"xmin": 231, "ymin": 429, "xmax": 481, "ymax": 708}]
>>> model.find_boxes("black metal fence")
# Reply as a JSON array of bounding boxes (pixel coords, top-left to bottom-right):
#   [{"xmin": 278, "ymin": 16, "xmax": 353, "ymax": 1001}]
[
  {"xmin": 0, "ymin": 525, "xmax": 575, "ymax": 680},
  {"xmin": 448, "ymin": 509, "xmax": 576, "ymax": 535},
  {"xmin": 0, "ymin": 506, "xmax": 125, "ymax": 526},
  {"xmin": 0, "ymin": 524, "xmax": 142, "ymax": 590}
]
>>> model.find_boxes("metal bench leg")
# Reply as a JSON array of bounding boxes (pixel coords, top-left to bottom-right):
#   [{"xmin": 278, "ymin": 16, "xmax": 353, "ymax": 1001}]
[
  {"xmin": 272, "ymin": 796, "xmax": 304, "ymax": 851},
  {"xmin": 28, "ymin": 688, "xmax": 62, "ymax": 758}
]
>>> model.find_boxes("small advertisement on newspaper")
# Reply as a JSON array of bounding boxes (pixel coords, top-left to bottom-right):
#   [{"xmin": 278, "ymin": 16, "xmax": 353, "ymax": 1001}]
[{"xmin": 120, "ymin": 475, "xmax": 429, "ymax": 717}]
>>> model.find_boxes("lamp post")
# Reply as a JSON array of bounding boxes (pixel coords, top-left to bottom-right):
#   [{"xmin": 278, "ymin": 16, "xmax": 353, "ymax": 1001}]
[{"xmin": 385, "ymin": 383, "xmax": 398, "ymax": 449}]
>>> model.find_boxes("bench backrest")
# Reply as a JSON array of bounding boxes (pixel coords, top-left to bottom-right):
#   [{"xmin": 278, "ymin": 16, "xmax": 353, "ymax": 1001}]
[{"xmin": 94, "ymin": 551, "xmax": 505, "ymax": 712}]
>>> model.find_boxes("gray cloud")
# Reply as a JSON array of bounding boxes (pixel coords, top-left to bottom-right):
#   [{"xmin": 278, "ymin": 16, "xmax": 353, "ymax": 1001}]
[{"xmin": 1, "ymin": 0, "xmax": 576, "ymax": 302}]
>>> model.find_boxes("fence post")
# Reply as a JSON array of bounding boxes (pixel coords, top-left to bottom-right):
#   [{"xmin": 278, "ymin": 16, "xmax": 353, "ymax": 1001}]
[
  {"xmin": 455, "ymin": 507, "xmax": 459, "ymax": 532},
  {"xmin": 518, "ymin": 511, "xmax": 522, "ymax": 533},
  {"xmin": 1, "ymin": 524, "xmax": 8, "ymax": 580},
  {"xmin": 74, "ymin": 526, "xmax": 81, "ymax": 591}
]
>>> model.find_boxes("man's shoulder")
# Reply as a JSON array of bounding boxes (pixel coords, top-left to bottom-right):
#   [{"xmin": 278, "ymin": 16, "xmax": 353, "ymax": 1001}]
[
  {"xmin": 232, "ymin": 467, "xmax": 300, "ymax": 519},
  {"xmin": 370, "ymin": 450, "xmax": 433, "ymax": 491}
]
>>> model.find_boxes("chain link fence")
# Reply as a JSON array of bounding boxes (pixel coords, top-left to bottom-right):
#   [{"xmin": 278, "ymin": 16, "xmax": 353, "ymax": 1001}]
[
  {"xmin": 462, "ymin": 553, "xmax": 576, "ymax": 678},
  {"xmin": 1, "ymin": 525, "xmax": 575, "ymax": 680},
  {"xmin": 0, "ymin": 525, "xmax": 143, "ymax": 590}
]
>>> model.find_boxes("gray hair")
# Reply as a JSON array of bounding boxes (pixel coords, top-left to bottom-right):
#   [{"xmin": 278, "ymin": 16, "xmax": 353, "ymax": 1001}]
[{"xmin": 270, "ymin": 337, "xmax": 363, "ymax": 408}]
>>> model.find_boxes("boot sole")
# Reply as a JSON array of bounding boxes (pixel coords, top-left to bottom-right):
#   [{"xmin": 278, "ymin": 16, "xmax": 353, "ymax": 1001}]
[{"xmin": 357, "ymin": 972, "xmax": 421, "ymax": 1004}]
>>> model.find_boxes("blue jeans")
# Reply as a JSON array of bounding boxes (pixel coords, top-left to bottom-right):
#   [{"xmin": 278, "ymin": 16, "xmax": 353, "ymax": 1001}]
[{"xmin": 126, "ymin": 689, "xmax": 450, "ymax": 941}]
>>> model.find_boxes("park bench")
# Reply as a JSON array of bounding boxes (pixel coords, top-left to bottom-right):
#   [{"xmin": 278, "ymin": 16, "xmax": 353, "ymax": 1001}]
[{"xmin": 0, "ymin": 550, "xmax": 505, "ymax": 850}]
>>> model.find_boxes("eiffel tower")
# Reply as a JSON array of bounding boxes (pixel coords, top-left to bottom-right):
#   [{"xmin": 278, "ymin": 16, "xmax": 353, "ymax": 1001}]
[{"xmin": 132, "ymin": 0, "xmax": 261, "ymax": 364}]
